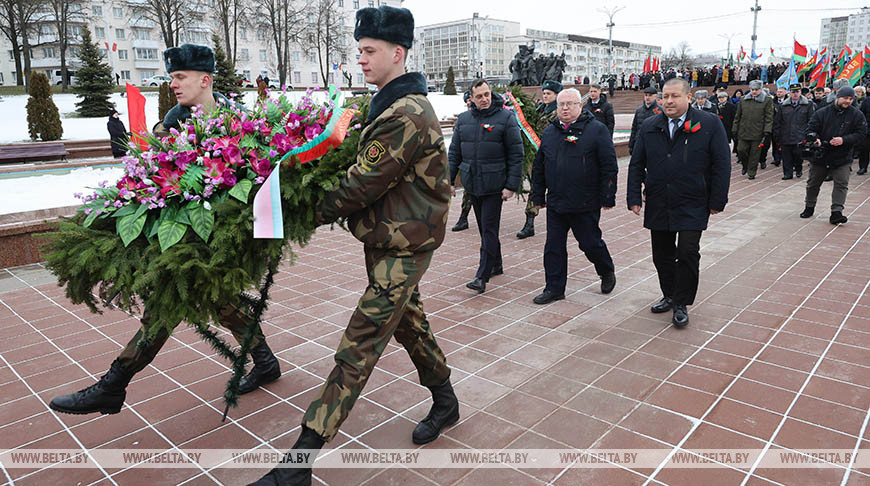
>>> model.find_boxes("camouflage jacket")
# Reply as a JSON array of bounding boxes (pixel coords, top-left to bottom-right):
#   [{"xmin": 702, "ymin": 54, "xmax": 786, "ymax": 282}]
[
  {"xmin": 535, "ymin": 101, "xmax": 558, "ymax": 134},
  {"xmin": 152, "ymin": 91, "xmax": 235, "ymax": 137},
  {"xmin": 317, "ymin": 73, "xmax": 450, "ymax": 254}
]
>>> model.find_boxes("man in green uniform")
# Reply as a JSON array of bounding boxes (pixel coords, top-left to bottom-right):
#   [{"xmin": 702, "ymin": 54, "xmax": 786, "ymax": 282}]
[
  {"xmin": 451, "ymin": 90, "xmax": 474, "ymax": 231},
  {"xmin": 250, "ymin": 6, "xmax": 457, "ymax": 485},
  {"xmin": 49, "ymin": 44, "xmax": 282, "ymax": 417},
  {"xmin": 516, "ymin": 79, "xmax": 561, "ymax": 239}
]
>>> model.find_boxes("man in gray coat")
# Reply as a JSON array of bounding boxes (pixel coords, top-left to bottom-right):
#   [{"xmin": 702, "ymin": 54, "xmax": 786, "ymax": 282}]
[{"xmin": 733, "ymin": 79, "xmax": 774, "ymax": 180}]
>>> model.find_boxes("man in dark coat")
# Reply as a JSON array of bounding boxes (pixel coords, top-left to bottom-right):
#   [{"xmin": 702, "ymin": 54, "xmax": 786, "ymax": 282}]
[
  {"xmin": 107, "ymin": 110, "xmax": 128, "ymax": 158},
  {"xmin": 857, "ymin": 90, "xmax": 870, "ymax": 175},
  {"xmin": 691, "ymin": 90, "xmax": 718, "ymax": 115},
  {"xmin": 628, "ymin": 78, "xmax": 731, "ymax": 328},
  {"xmin": 449, "ymin": 78, "xmax": 524, "ymax": 293},
  {"xmin": 800, "ymin": 86, "xmax": 868, "ymax": 224},
  {"xmin": 531, "ymin": 88, "xmax": 618, "ymax": 304},
  {"xmin": 629, "ymin": 86, "xmax": 661, "ymax": 155},
  {"xmin": 583, "ymin": 83, "xmax": 615, "ymax": 135},
  {"xmin": 715, "ymin": 91, "xmax": 737, "ymax": 149},
  {"xmin": 773, "ymin": 83, "xmax": 814, "ymax": 179}
]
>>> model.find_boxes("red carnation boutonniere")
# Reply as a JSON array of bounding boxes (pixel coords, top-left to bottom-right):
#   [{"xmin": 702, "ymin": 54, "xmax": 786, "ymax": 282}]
[
  {"xmin": 594, "ymin": 108, "xmax": 602, "ymax": 113},
  {"xmin": 481, "ymin": 123, "xmax": 494, "ymax": 131},
  {"xmin": 683, "ymin": 120, "xmax": 701, "ymax": 134},
  {"xmin": 565, "ymin": 135, "xmax": 578, "ymax": 144},
  {"xmin": 653, "ymin": 107, "xmax": 662, "ymax": 114}
]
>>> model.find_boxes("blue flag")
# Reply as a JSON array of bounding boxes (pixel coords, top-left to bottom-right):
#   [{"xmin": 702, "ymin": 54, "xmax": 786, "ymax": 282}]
[{"xmin": 776, "ymin": 58, "xmax": 798, "ymax": 89}]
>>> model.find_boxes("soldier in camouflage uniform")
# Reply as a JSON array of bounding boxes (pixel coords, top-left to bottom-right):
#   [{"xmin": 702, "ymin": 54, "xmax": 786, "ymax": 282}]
[
  {"xmin": 451, "ymin": 90, "xmax": 474, "ymax": 231},
  {"xmin": 251, "ymin": 6, "xmax": 456, "ymax": 486},
  {"xmin": 517, "ymin": 79, "xmax": 561, "ymax": 239},
  {"xmin": 49, "ymin": 44, "xmax": 282, "ymax": 417}
]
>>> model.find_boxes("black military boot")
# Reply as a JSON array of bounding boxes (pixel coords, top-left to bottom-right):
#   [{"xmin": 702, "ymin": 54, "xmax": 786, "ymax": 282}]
[
  {"xmin": 49, "ymin": 359, "xmax": 133, "ymax": 415},
  {"xmin": 248, "ymin": 425, "xmax": 325, "ymax": 486},
  {"xmin": 412, "ymin": 379, "xmax": 460, "ymax": 445},
  {"xmin": 451, "ymin": 208, "xmax": 470, "ymax": 232},
  {"xmin": 238, "ymin": 341, "xmax": 282, "ymax": 395},
  {"xmin": 516, "ymin": 214, "xmax": 535, "ymax": 239}
]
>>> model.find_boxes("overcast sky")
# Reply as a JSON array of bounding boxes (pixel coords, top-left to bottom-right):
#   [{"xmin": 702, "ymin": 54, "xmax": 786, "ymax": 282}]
[{"xmin": 402, "ymin": 0, "xmax": 867, "ymax": 57}]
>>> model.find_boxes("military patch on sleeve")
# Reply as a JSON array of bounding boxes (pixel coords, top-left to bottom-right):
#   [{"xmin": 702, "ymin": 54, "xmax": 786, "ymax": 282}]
[{"xmin": 364, "ymin": 141, "xmax": 386, "ymax": 164}]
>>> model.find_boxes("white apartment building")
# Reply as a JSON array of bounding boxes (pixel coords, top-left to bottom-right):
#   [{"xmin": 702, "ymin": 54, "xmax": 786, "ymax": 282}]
[
  {"xmin": 820, "ymin": 15, "xmax": 849, "ymax": 56},
  {"xmin": 0, "ymin": 0, "xmax": 401, "ymax": 88}
]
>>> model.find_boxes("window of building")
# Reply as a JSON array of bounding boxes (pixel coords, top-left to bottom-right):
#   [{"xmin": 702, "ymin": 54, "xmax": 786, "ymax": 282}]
[
  {"xmin": 356, "ymin": 72, "xmax": 363, "ymax": 84},
  {"xmin": 240, "ymin": 48, "xmax": 249, "ymax": 61},
  {"xmin": 293, "ymin": 71, "xmax": 301, "ymax": 84},
  {"xmin": 98, "ymin": 48, "xmax": 107, "ymax": 57},
  {"xmin": 311, "ymin": 71, "xmax": 318, "ymax": 83},
  {"xmin": 257, "ymin": 28, "xmax": 265, "ymax": 41},
  {"xmin": 309, "ymin": 52, "xmax": 316, "ymax": 63},
  {"xmin": 120, "ymin": 70, "xmax": 130, "ymax": 80},
  {"xmin": 69, "ymin": 47, "xmax": 81, "ymax": 58},
  {"xmin": 338, "ymin": 0, "xmax": 343, "ymax": 6},
  {"xmin": 135, "ymin": 48, "xmax": 157, "ymax": 60},
  {"xmin": 118, "ymin": 49, "xmax": 128, "ymax": 60},
  {"xmin": 116, "ymin": 28, "xmax": 125, "ymax": 40},
  {"xmin": 7, "ymin": 50, "xmax": 12, "ymax": 61},
  {"xmin": 292, "ymin": 51, "xmax": 300, "ymax": 61},
  {"xmin": 240, "ymin": 27, "xmax": 247, "ymax": 40},
  {"xmin": 140, "ymin": 70, "xmax": 154, "ymax": 82},
  {"xmin": 113, "ymin": 6, "xmax": 122, "ymax": 17},
  {"xmin": 42, "ymin": 47, "xmax": 55, "ymax": 58},
  {"xmin": 259, "ymin": 49, "xmax": 267, "ymax": 61},
  {"xmin": 92, "ymin": 5, "xmax": 102, "ymax": 16},
  {"xmin": 95, "ymin": 26, "xmax": 105, "ymax": 38},
  {"xmin": 353, "ymin": 0, "xmax": 359, "ymax": 8},
  {"xmin": 132, "ymin": 28, "xmax": 150, "ymax": 40},
  {"xmin": 368, "ymin": 0, "xmax": 374, "ymax": 7}
]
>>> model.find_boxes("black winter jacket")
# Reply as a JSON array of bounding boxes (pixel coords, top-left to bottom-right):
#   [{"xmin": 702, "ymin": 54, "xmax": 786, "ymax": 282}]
[
  {"xmin": 807, "ymin": 103, "xmax": 868, "ymax": 167},
  {"xmin": 448, "ymin": 93, "xmax": 524, "ymax": 196},
  {"xmin": 629, "ymin": 101, "xmax": 661, "ymax": 154},
  {"xmin": 773, "ymin": 95, "xmax": 815, "ymax": 145},
  {"xmin": 716, "ymin": 101, "xmax": 737, "ymax": 142},
  {"xmin": 627, "ymin": 107, "xmax": 731, "ymax": 231},
  {"xmin": 531, "ymin": 113, "xmax": 618, "ymax": 213},
  {"xmin": 107, "ymin": 117, "xmax": 128, "ymax": 157},
  {"xmin": 583, "ymin": 96, "xmax": 615, "ymax": 135}
]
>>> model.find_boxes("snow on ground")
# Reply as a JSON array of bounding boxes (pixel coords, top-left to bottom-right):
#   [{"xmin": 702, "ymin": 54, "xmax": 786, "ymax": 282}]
[
  {"xmin": 0, "ymin": 90, "xmax": 467, "ymax": 144},
  {"xmin": 0, "ymin": 165, "xmax": 124, "ymax": 216}
]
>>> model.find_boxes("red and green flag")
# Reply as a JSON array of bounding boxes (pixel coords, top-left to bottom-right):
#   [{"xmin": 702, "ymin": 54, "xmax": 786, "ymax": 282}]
[
  {"xmin": 793, "ymin": 39, "xmax": 808, "ymax": 63},
  {"xmin": 837, "ymin": 45, "xmax": 853, "ymax": 72},
  {"xmin": 836, "ymin": 52, "xmax": 864, "ymax": 86},
  {"xmin": 797, "ymin": 50, "xmax": 817, "ymax": 76},
  {"xmin": 814, "ymin": 70, "xmax": 828, "ymax": 89},
  {"xmin": 738, "ymin": 46, "xmax": 746, "ymax": 61}
]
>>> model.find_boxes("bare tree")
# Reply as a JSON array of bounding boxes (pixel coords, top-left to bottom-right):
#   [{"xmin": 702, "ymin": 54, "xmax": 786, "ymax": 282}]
[
  {"xmin": 0, "ymin": 0, "xmax": 42, "ymax": 87},
  {"xmin": 661, "ymin": 41, "xmax": 693, "ymax": 71},
  {"xmin": 254, "ymin": 0, "xmax": 304, "ymax": 87},
  {"xmin": 307, "ymin": 0, "xmax": 348, "ymax": 88},
  {"xmin": 43, "ymin": 0, "xmax": 86, "ymax": 92},
  {"xmin": 126, "ymin": 0, "xmax": 191, "ymax": 49},
  {"xmin": 214, "ymin": 0, "xmax": 245, "ymax": 66}
]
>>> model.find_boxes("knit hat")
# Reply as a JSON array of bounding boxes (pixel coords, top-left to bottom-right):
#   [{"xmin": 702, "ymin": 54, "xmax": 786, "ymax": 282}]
[
  {"xmin": 463, "ymin": 91, "xmax": 470, "ymax": 102},
  {"xmin": 163, "ymin": 44, "xmax": 215, "ymax": 73},
  {"xmin": 837, "ymin": 86, "xmax": 856, "ymax": 98},
  {"xmin": 353, "ymin": 6, "xmax": 414, "ymax": 49},
  {"xmin": 541, "ymin": 80, "xmax": 562, "ymax": 93},
  {"xmin": 749, "ymin": 80, "xmax": 763, "ymax": 89}
]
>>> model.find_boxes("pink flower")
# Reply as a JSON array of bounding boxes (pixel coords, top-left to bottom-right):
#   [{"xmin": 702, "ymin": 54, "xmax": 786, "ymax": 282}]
[
  {"xmin": 222, "ymin": 145, "xmax": 242, "ymax": 166},
  {"xmin": 151, "ymin": 167, "xmax": 182, "ymax": 196},
  {"xmin": 304, "ymin": 124, "xmax": 323, "ymax": 140},
  {"xmin": 250, "ymin": 157, "xmax": 272, "ymax": 177},
  {"xmin": 240, "ymin": 120, "xmax": 256, "ymax": 134},
  {"xmin": 270, "ymin": 133, "xmax": 292, "ymax": 153},
  {"xmin": 175, "ymin": 151, "xmax": 198, "ymax": 171}
]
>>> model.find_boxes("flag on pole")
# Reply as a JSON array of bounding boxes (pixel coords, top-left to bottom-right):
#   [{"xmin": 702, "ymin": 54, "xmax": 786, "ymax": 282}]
[
  {"xmin": 770, "ymin": 46, "xmax": 775, "ymax": 56},
  {"xmin": 643, "ymin": 55, "xmax": 650, "ymax": 74},
  {"xmin": 751, "ymin": 48, "xmax": 760, "ymax": 61},
  {"xmin": 797, "ymin": 50, "xmax": 818, "ymax": 76},
  {"xmin": 653, "ymin": 57, "xmax": 659, "ymax": 71},
  {"xmin": 776, "ymin": 58, "xmax": 799, "ymax": 89},
  {"xmin": 837, "ymin": 45, "xmax": 853, "ymax": 72},
  {"xmin": 865, "ymin": 46, "xmax": 870, "ymax": 74},
  {"xmin": 793, "ymin": 40, "xmax": 808, "ymax": 62},
  {"xmin": 738, "ymin": 46, "xmax": 746, "ymax": 61},
  {"xmin": 809, "ymin": 53, "xmax": 828, "ymax": 84},
  {"xmin": 125, "ymin": 83, "xmax": 148, "ymax": 151},
  {"xmin": 814, "ymin": 71, "xmax": 828, "ymax": 88},
  {"xmin": 836, "ymin": 52, "xmax": 864, "ymax": 86}
]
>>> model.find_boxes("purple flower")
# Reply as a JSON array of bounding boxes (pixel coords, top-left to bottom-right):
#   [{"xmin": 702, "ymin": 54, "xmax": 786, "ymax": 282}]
[
  {"xmin": 222, "ymin": 145, "xmax": 242, "ymax": 166},
  {"xmin": 304, "ymin": 124, "xmax": 323, "ymax": 140}
]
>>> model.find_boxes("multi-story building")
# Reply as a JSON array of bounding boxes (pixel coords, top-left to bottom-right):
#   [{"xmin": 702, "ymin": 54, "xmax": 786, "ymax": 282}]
[
  {"xmin": 845, "ymin": 8, "xmax": 870, "ymax": 53},
  {"xmin": 820, "ymin": 15, "xmax": 850, "ymax": 56},
  {"xmin": 411, "ymin": 14, "xmax": 521, "ymax": 87},
  {"xmin": 0, "ymin": 0, "xmax": 401, "ymax": 88}
]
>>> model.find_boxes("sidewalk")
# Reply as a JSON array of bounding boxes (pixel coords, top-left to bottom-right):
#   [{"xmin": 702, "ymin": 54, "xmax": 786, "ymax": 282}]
[{"xmin": 1, "ymin": 156, "xmax": 868, "ymax": 485}]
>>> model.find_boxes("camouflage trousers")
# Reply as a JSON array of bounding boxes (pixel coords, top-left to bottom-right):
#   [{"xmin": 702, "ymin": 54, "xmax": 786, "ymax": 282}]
[
  {"xmin": 460, "ymin": 190, "xmax": 472, "ymax": 213},
  {"xmin": 117, "ymin": 302, "xmax": 265, "ymax": 375},
  {"xmin": 303, "ymin": 248, "xmax": 451, "ymax": 441},
  {"xmin": 523, "ymin": 164, "xmax": 539, "ymax": 217}
]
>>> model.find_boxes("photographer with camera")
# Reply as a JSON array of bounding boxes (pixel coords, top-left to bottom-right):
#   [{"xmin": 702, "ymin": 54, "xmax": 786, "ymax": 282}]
[
  {"xmin": 800, "ymin": 86, "xmax": 867, "ymax": 224},
  {"xmin": 774, "ymin": 83, "xmax": 814, "ymax": 180}
]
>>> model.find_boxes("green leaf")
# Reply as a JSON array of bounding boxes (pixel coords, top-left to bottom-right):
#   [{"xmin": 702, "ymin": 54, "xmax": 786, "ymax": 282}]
[
  {"xmin": 187, "ymin": 201, "xmax": 214, "ymax": 242},
  {"xmin": 110, "ymin": 204, "xmax": 136, "ymax": 218},
  {"xmin": 117, "ymin": 211, "xmax": 146, "ymax": 247},
  {"xmin": 175, "ymin": 206, "xmax": 191, "ymax": 225},
  {"xmin": 240, "ymin": 134, "xmax": 260, "ymax": 150},
  {"xmin": 147, "ymin": 214, "xmax": 160, "ymax": 238},
  {"xmin": 157, "ymin": 218, "xmax": 187, "ymax": 252},
  {"xmin": 228, "ymin": 179, "xmax": 252, "ymax": 202},
  {"xmin": 179, "ymin": 165, "xmax": 204, "ymax": 193},
  {"xmin": 82, "ymin": 210, "xmax": 98, "ymax": 228},
  {"xmin": 133, "ymin": 203, "xmax": 149, "ymax": 219}
]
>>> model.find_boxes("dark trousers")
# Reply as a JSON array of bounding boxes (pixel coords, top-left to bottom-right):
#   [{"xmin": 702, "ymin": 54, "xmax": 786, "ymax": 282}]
[
  {"xmin": 470, "ymin": 193, "xmax": 503, "ymax": 280},
  {"xmin": 650, "ymin": 230, "xmax": 702, "ymax": 306},
  {"xmin": 781, "ymin": 144, "xmax": 803, "ymax": 178},
  {"xmin": 858, "ymin": 137, "xmax": 870, "ymax": 171},
  {"xmin": 544, "ymin": 209, "xmax": 615, "ymax": 295}
]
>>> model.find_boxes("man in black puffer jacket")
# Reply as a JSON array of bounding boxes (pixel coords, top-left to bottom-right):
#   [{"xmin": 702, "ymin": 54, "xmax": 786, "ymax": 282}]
[
  {"xmin": 801, "ymin": 86, "xmax": 867, "ymax": 224},
  {"xmin": 448, "ymin": 79, "xmax": 524, "ymax": 293},
  {"xmin": 531, "ymin": 88, "xmax": 617, "ymax": 304}
]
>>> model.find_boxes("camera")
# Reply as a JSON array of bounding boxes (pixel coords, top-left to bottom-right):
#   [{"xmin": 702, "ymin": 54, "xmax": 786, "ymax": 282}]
[{"xmin": 799, "ymin": 133, "xmax": 827, "ymax": 160}]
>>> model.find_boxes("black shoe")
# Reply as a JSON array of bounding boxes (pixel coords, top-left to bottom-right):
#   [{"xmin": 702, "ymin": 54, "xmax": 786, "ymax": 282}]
[
  {"xmin": 238, "ymin": 341, "xmax": 282, "ymax": 395},
  {"xmin": 516, "ymin": 215, "xmax": 535, "ymax": 239},
  {"xmin": 533, "ymin": 290, "xmax": 565, "ymax": 305},
  {"xmin": 825, "ymin": 175, "xmax": 833, "ymax": 182},
  {"xmin": 489, "ymin": 265, "xmax": 503, "ymax": 277},
  {"xmin": 600, "ymin": 272, "xmax": 616, "ymax": 294},
  {"xmin": 772, "ymin": 161, "xmax": 781, "ymax": 167},
  {"xmin": 858, "ymin": 168, "xmax": 867, "ymax": 175},
  {"xmin": 781, "ymin": 176, "xmax": 793, "ymax": 180},
  {"xmin": 49, "ymin": 360, "xmax": 133, "ymax": 415},
  {"xmin": 249, "ymin": 425, "xmax": 325, "ymax": 486},
  {"xmin": 830, "ymin": 211, "xmax": 848, "ymax": 224},
  {"xmin": 748, "ymin": 175, "xmax": 756, "ymax": 180},
  {"xmin": 796, "ymin": 169, "xmax": 802, "ymax": 177},
  {"xmin": 800, "ymin": 207, "xmax": 814, "ymax": 219},
  {"xmin": 651, "ymin": 297, "xmax": 673, "ymax": 314},
  {"xmin": 412, "ymin": 379, "xmax": 460, "ymax": 445},
  {"xmin": 466, "ymin": 278, "xmax": 485, "ymax": 293},
  {"xmin": 760, "ymin": 161, "xmax": 767, "ymax": 169},
  {"xmin": 741, "ymin": 167, "xmax": 747, "ymax": 175},
  {"xmin": 672, "ymin": 304, "xmax": 689, "ymax": 328},
  {"xmin": 451, "ymin": 213, "xmax": 469, "ymax": 232}
]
